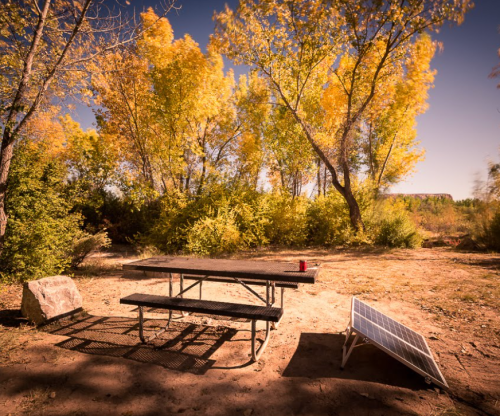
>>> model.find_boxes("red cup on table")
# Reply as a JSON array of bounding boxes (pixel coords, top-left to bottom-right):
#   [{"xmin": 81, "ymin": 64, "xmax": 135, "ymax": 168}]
[{"xmin": 299, "ymin": 260, "xmax": 307, "ymax": 272}]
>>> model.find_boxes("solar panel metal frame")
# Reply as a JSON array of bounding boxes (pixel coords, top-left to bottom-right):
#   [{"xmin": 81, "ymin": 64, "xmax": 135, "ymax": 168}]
[{"xmin": 341, "ymin": 297, "xmax": 448, "ymax": 389}]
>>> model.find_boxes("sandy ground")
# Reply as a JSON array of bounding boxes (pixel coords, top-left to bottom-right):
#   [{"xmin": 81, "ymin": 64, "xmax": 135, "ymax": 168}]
[{"xmin": 0, "ymin": 246, "xmax": 499, "ymax": 416}]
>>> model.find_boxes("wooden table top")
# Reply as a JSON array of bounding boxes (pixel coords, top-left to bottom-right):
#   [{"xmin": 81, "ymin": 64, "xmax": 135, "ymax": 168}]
[{"xmin": 123, "ymin": 256, "xmax": 318, "ymax": 284}]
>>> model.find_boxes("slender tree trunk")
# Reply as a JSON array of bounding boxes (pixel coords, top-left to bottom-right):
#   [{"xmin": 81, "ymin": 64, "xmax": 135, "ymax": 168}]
[
  {"xmin": 316, "ymin": 158, "xmax": 321, "ymax": 197},
  {"xmin": 323, "ymin": 164, "xmax": 327, "ymax": 195},
  {"xmin": 197, "ymin": 155, "xmax": 207, "ymax": 195},
  {"xmin": 0, "ymin": 132, "xmax": 14, "ymax": 245}
]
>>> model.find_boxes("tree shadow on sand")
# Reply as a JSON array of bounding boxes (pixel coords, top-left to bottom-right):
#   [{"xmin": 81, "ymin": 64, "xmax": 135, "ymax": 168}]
[
  {"xmin": 47, "ymin": 314, "xmax": 237, "ymax": 375},
  {"xmin": 283, "ymin": 333, "xmax": 429, "ymax": 390}
]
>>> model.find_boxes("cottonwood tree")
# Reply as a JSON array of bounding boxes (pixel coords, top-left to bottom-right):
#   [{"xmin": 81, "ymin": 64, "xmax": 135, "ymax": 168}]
[
  {"xmin": 264, "ymin": 105, "xmax": 316, "ymax": 197},
  {"xmin": 0, "ymin": 0, "xmax": 174, "ymax": 250},
  {"xmin": 92, "ymin": 45, "xmax": 160, "ymax": 195},
  {"xmin": 141, "ymin": 11, "xmax": 240, "ymax": 195},
  {"xmin": 95, "ymin": 10, "xmax": 269, "ymax": 198},
  {"xmin": 213, "ymin": 0, "xmax": 471, "ymax": 231},
  {"xmin": 323, "ymin": 33, "xmax": 436, "ymax": 194}
]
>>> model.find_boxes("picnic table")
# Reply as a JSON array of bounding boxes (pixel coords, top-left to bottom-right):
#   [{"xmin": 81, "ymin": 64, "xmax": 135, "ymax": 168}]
[{"xmin": 120, "ymin": 256, "xmax": 318, "ymax": 361}]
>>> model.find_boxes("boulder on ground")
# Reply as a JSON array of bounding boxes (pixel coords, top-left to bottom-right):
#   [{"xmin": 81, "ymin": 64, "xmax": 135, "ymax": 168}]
[{"xmin": 21, "ymin": 275, "xmax": 83, "ymax": 325}]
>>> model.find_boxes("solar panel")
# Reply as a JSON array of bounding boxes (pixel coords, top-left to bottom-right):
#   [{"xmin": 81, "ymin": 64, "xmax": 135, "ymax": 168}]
[{"xmin": 341, "ymin": 297, "xmax": 448, "ymax": 389}]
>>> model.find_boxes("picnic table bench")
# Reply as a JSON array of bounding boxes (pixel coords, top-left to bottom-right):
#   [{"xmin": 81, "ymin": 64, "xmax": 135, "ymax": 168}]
[{"xmin": 121, "ymin": 256, "xmax": 317, "ymax": 362}]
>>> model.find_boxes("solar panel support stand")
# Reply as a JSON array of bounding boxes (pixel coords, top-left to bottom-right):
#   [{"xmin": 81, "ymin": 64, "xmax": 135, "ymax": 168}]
[{"xmin": 341, "ymin": 322, "xmax": 369, "ymax": 369}]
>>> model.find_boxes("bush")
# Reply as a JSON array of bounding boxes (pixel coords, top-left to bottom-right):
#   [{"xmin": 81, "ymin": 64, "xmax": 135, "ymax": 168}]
[
  {"xmin": 0, "ymin": 143, "xmax": 83, "ymax": 282},
  {"xmin": 374, "ymin": 201, "xmax": 423, "ymax": 248},
  {"xmin": 486, "ymin": 210, "xmax": 500, "ymax": 250},
  {"xmin": 70, "ymin": 230, "xmax": 111, "ymax": 268},
  {"xmin": 471, "ymin": 204, "xmax": 500, "ymax": 251},
  {"xmin": 402, "ymin": 196, "xmax": 474, "ymax": 236},
  {"xmin": 141, "ymin": 190, "xmax": 193, "ymax": 253},
  {"xmin": 185, "ymin": 208, "xmax": 243, "ymax": 256},
  {"xmin": 265, "ymin": 193, "xmax": 308, "ymax": 246},
  {"xmin": 211, "ymin": 186, "xmax": 269, "ymax": 248},
  {"xmin": 307, "ymin": 188, "xmax": 373, "ymax": 246},
  {"xmin": 143, "ymin": 185, "xmax": 270, "ymax": 253}
]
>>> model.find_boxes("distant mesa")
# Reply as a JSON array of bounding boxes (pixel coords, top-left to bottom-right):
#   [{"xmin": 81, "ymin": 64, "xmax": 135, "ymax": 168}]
[{"xmin": 383, "ymin": 193, "xmax": 454, "ymax": 201}]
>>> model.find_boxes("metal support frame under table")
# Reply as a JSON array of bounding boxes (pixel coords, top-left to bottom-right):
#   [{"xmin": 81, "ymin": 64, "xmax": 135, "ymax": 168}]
[
  {"xmin": 178, "ymin": 273, "xmax": 275, "ymax": 360},
  {"xmin": 136, "ymin": 272, "xmax": 275, "ymax": 361}
]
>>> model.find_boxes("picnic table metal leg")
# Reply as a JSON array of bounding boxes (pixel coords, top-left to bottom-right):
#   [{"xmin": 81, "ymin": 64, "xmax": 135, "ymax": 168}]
[
  {"xmin": 266, "ymin": 280, "xmax": 270, "ymax": 306},
  {"xmin": 138, "ymin": 306, "xmax": 145, "ymax": 343},
  {"xmin": 143, "ymin": 272, "xmax": 175, "ymax": 343},
  {"xmin": 251, "ymin": 282, "xmax": 272, "ymax": 360},
  {"xmin": 271, "ymin": 285, "xmax": 285, "ymax": 330},
  {"xmin": 251, "ymin": 319, "xmax": 271, "ymax": 362},
  {"xmin": 167, "ymin": 272, "xmax": 173, "ymax": 324},
  {"xmin": 180, "ymin": 273, "xmax": 190, "ymax": 317}
]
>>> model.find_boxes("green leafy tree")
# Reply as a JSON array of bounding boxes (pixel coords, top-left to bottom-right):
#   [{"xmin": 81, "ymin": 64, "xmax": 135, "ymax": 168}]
[
  {"xmin": 213, "ymin": 0, "xmax": 471, "ymax": 231},
  {"xmin": 0, "ymin": 0, "xmax": 174, "ymax": 252},
  {"xmin": 0, "ymin": 141, "xmax": 82, "ymax": 282}
]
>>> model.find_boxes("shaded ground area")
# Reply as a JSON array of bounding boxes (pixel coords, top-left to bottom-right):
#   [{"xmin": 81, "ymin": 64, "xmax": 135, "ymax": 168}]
[{"xmin": 1, "ymin": 247, "xmax": 499, "ymax": 415}]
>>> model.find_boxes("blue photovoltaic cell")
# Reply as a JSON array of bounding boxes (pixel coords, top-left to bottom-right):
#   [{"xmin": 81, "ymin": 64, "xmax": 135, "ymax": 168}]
[
  {"xmin": 354, "ymin": 298, "xmax": 429, "ymax": 353},
  {"xmin": 351, "ymin": 298, "xmax": 447, "ymax": 387}
]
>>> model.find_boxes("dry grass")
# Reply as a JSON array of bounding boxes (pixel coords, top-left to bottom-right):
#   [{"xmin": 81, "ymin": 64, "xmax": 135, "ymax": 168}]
[
  {"xmin": 73, "ymin": 258, "xmax": 122, "ymax": 278},
  {"xmin": 20, "ymin": 387, "xmax": 53, "ymax": 415},
  {"xmin": 430, "ymin": 406, "xmax": 465, "ymax": 416},
  {"xmin": 0, "ymin": 326, "xmax": 35, "ymax": 365}
]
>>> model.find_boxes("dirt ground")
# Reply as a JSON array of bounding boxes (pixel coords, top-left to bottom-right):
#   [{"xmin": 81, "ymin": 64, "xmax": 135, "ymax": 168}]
[{"xmin": 1, "ymin": 246, "xmax": 499, "ymax": 416}]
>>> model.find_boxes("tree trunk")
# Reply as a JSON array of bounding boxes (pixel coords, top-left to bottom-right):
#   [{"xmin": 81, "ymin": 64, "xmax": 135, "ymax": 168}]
[
  {"xmin": 342, "ymin": 183, "xmax": 364, "ymax": 232},
  {"xmin": 0, "ymin": 132, "xmax": 14, "ymax": 248},
  {"xmin": 316, "ymin": 158, "xmax": 321, "ymax": 197}
]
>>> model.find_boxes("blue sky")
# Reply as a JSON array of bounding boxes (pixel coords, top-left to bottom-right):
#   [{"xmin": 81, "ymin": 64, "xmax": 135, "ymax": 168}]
[{"xmin": 76, "ymin": 0, "xmax": 500, "ymax": 200}]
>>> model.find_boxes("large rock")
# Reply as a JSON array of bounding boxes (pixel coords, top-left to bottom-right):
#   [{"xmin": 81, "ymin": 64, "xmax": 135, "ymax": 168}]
[{"xmin": 21, "ymin": 275, "xmax": 83, "ymax": 325}]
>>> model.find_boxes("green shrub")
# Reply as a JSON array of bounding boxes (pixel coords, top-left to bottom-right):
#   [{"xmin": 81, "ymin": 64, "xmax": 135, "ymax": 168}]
[
  {"xmin": 210, "ymin": 186, "xmax": 269, "ymax": 248},
  {"xmin": 374, "ymin": 201, "xmax": 422, "ymax": 248},
  {"xmin": 70, "ymin": 230, "xmax": 111, "ymax": 268},
  {"xmin": 141, "ymin": 190, "xmax": 193, "ymax": 253},
  {"xmin": 471, "ymin": 204, "xmax": 500, "ymax": 251},
  {"xmin": 486, "ymin": 210, "xmax": 500, "ymax": 250},
  {"xmin": 307, "ymin": 188, "xmax": 373, "ymax": 246},
  {"xmin": 143, "ymin": 185, "xmax": 270, "ymax": 253},
  {"xmin": 0, "ymin": 143, "xmax": 82, "ymax": 283},
  {"xmin": 185, "ymin": 208, "xmax": 243, "ymax": 256},
  {"xmin": 265, "ymin": 193, "xmax": 308, "ymax": 246}
]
